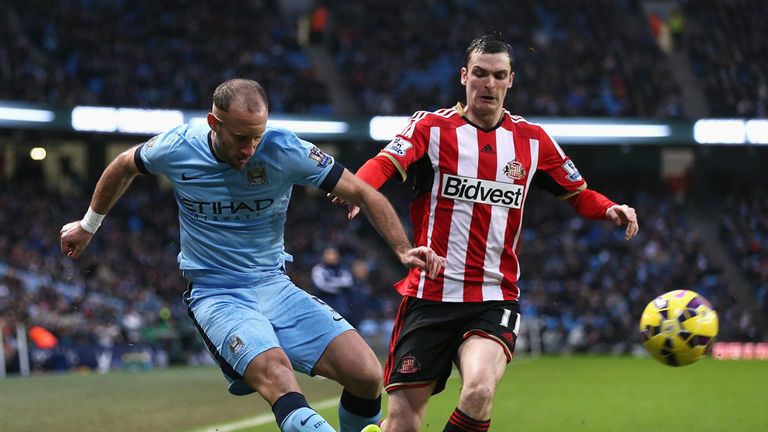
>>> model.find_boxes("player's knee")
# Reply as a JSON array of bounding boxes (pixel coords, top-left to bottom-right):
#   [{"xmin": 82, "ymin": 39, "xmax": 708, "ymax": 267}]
[
  {"xmin": 355, "ymin": 356, "xmax": 384, "ymax": 396},
  {"xmin": 460, "ymin": 382, "xmax": 495, "ymax": 408},
  {"xmin": 244, "ymin": 349, "xmax": 295, "ymax": 391},
  {"xmin": 353, "ymin": 346, "xmax": 383, "ymax": 381},
  {"xmin": 366, "ymin": 356, "xmax": 384, "ymax": 383},
  {"xmin": 396, "ymin": 416, "xmax": 422, "ymax": 432},
  {"xmin": 383, "ymin": 412, "xmax": 421, "ymax": 432}
]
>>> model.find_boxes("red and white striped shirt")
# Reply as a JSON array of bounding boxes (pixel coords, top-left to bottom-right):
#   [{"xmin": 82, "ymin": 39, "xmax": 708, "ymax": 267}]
[{"xmin": 372, "ymin": 104, "xmax": 587, "ymax": 302}]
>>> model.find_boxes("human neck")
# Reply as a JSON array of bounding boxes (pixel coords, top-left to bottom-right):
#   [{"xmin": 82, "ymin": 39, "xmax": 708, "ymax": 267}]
[
  {"xmin": 209, "ymin": 130, "xmax": 225, "ymax": 161},
  {"xmin": 464, "ymin": 108, "xmax": 502, "ymax": 130}
]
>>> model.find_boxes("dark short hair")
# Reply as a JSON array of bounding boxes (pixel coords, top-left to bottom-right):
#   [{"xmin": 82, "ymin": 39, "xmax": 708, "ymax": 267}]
[
  {"xmin": 463, "ymin": 32, "xmax": 515, "ymax": 72},
  {"xmin": 212, "ymin": 79, "xmax": 269, "ymax": 112}
]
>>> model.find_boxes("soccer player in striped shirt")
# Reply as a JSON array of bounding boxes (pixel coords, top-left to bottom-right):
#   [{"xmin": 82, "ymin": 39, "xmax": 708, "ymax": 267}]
[
  {"xmin": 342, "ymin": 33, "xmax": 639, "ymax": 431},
  {"xmin": 60, "ymin": 79, "xmax": 443, "ymax": 432}
]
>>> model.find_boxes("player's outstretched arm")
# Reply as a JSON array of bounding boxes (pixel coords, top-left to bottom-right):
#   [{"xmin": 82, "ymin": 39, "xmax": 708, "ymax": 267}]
[
  {"xmin": 326, "ymin": 193, "xmax": 361, "ymax": 220},
  {"xmin": 566, "ymin": 189, "xmax": 639, "ymax": 241},
  {"xmin": 60, "ymin": 146, "xmax": 142, "ymax": 258},
  {"xmin": 328, "ymin": 155, "xmax": 396, "ymax": 220},
  {"xmin": 331, "ymin": 169, "xmax": 444, "ymax": 278}
]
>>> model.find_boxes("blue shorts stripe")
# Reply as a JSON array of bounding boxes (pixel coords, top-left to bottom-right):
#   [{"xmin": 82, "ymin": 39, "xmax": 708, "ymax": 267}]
[{"xmin": 183, "ymin": 285, "xmax": 243, "ymax": 381}]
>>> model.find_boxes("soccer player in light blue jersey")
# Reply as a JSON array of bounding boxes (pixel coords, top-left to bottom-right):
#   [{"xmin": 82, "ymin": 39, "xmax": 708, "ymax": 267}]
[{"xmin": 60, "ymin": 79, "xmax": 444, "ymax": 432}]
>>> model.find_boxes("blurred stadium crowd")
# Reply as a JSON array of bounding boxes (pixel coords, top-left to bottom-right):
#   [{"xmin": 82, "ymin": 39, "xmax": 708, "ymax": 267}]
[
  {"xmin": 2, "ymin": 0, "xmax": 764, "ymax": 117},
  {"xmin": 326, "ymin": 0, "xmax": 684, "ymax": 117},
  {"xmin": 1, "ymin": 0, "xmax": 330, "ymax": 113},
  {"xmin": 1, "ymin": 177, "xmax": 764, "ymax": 372},
  {"xmin": 1, "ymin": 0, "xmax": 767, "ymax": 373},
  {"xmin": 683, "ymin": 0, "xmax": 767, "ymax": 117}
]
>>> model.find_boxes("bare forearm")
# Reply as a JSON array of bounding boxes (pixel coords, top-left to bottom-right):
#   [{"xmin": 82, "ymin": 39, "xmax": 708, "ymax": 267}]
[
  {"xmin": 331, "ymin": 168, "xmax": 412, "ymax": 257},
  {"xmin": 357, "ymin": 189, "xmax": 412, "ymax": 256},
  {"xmin": 329, "ymin": 169, "xmax": 442, "ymax": 277},
  {"xmin": 90, "ymin": 149, "xmax": 140, "ymax": 214},
  {"xmin": 60, "ymin": 147, "xmax": 140, "ymax": 258}
]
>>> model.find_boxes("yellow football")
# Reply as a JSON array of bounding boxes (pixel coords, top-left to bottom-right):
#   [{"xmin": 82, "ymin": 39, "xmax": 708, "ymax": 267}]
[{"xmin": 639, "ymin": 290, "xmax": 719, "ymax": 366}]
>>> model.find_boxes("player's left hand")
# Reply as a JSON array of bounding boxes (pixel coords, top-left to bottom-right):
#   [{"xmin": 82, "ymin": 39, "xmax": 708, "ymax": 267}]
[
  {"xmin": 400, "ymin": 246, "xmax": 445, "ymax": 279},
  {"xmin": 606, "ymin": 204, "xmax": 639, "ymax": 241},
  {"xmin": 326, "ymin": 193, "xmax": 361, "ymax": 220}
]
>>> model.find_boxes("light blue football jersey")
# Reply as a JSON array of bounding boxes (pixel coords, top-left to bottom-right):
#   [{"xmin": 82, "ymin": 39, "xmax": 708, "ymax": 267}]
[{"xmin": 136, "ymin": 124, "xmax": 343, "ymax": 284}]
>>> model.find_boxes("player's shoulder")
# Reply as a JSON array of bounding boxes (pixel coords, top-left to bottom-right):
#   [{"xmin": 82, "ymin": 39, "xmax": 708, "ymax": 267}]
[
  {"xmin": 160, "ymin": 123, "xmax": 210, "ymax": 146},
  {"xmin": 424, "ymin": 106, "xmax": 463, "ymax": 122},
  {"xmin": 260, "ymin": 126, "xmax": 303, "ymax": 152},
  {"xmin": 263, "ymin": 126, "xmax": 299, "ymax": 142},
  {"xmin": 502, "ymin": 111, "xmax": 547, "ymax": 138},
  {"xmin": 139, "ymin": 123, "xmax": 210, "ymax": 173},
  {"xmin": 143, "ymin": 124, "xmax": 201, "ymax": 156},
  {"xmin": 409, "ymin": 106, "xmax": 463, "ymax": 127},
  {"xmin": 259, "ymin": 126, "xmax": 325, "ymax": 166}
]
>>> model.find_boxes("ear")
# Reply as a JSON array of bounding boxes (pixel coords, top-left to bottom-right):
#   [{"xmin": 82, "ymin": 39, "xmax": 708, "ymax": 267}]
[
  {"xmin": 508, "ymin": 72, "xmax": 515, "ymax": 88},
  {"xmin": 206, "ymin": 113, "xmax": 218, "ymax": 130},
  {"xmin": 460, "ymin": 67, "xmax": 468, "ymax": 86}
]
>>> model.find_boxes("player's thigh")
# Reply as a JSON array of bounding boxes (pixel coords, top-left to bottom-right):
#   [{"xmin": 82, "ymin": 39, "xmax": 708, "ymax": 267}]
[
  {"xmin": 264, "ymin": 277, "xmax": 355, "ymax": 375},
  {"xmin": 385, "ymin": 298, "xmax": 465, "ymax": 396},
  {"xmin": 185, "ymin": 285, "xmax": 280, "ymax": 377},
  {"xmin": 312, "ymin": 330, "xmax": 382, "ymax": 396},
  {"xmin": 456, "ymin": 300, "xmax": 520, "ymax": 389},
  {"xmin": 456, "ymin": 335, "xmax": 508, "ymax": 389}
]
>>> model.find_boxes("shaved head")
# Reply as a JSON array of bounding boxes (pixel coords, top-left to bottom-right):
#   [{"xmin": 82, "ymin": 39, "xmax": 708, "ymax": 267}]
[{"xmin": 212, "ymin": 79, "xmax": 268, "ymax": 112}]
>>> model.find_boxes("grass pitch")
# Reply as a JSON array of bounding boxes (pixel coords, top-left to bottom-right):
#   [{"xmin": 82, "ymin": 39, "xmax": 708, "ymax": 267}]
[{"xmin": 2, "ymin": 356, "xmax": 766, "ymax": 431}]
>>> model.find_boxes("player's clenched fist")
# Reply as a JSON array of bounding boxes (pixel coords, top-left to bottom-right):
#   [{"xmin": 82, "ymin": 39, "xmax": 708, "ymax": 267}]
[{"xmin": 60, "ymin": 221, "xmax": 94, "ymax": 259}]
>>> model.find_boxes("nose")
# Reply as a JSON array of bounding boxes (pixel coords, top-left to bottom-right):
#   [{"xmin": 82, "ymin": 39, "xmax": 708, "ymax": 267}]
[
  {"xmin": 486, "ymin": 76, "xmax": 496, "ymax": 88},
  {"xmin": 242, "ymin": 142, "xmax": 257, "ymax": 158}
]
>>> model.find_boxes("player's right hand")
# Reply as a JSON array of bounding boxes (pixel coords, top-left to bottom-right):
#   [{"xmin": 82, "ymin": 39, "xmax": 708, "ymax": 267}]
[
  {"xmin": 606, "ymin": 204, "xmax": 639, "ymax": 241},
  {"xmin": 400, "ymin": 246, "xmax": 446, "ymax": 279},
  {"xmin": 60, "ymin": 221, "xmax": 94, "ymax": 259}
]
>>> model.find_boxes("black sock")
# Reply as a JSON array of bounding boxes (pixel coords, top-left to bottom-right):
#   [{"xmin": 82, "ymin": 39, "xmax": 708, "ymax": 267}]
[
  {"xmin": 340, "ymin": 389, "xmax": 382, "ymax": 417},
  {"xmin": 443, "ymin": 407, "xmax": 490, "ymax": 432},
  {"xmin": 272, "ymin": 392, "xmax": 309, "ymax": 426}
]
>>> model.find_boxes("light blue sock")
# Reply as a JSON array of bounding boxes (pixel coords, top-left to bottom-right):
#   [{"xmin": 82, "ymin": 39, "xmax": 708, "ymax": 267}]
[
  {"xmin": 338, "ymin": 404, "xmax": 381, "ymax": 432},
  {"xmin": 281, "ymin": 407, "xmax": 336, "ymax": 432}
]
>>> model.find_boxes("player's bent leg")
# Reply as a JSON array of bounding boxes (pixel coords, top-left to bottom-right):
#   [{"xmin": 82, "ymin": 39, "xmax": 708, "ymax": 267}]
[
  {"xmin": 243, "ymin": 346, "xmax": 303, "ymax": 403},
  {"xmin": 313, "ymin": 330, "xmax": 383, "ymax": 432},
  {"xmin": 382, "ymin": 383, "xmax": 435, "ymax": 432},
  {"xmin": 313, "ymin": 330, "xmax": 383, "ymax": 397},
  {"xmin": 243, "ymin": 348, "xmax": 336, "ymax": 432},
  {"xmin": 447, "ymin": 335, "xmax": 507, "ymax": 431}
]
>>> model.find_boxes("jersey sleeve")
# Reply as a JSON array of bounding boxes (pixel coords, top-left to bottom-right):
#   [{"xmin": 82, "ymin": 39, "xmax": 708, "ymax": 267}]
[
  {"xmin": 532, "ymin": 126, "xmax": 587, "ymax": 199},
  {"xmin": 355, "ymin": 155, "xmax": 398, "ymax": 190},
  {"xmin": 136, "ymin": 128, "xmax": 186, "ymax": 176},
  {"xmin": 282, "ymin": 131, "xmax": 344, "ymax": 192},
  {"xmin": 567, "ymin": 188, "xmax": 616, "ymax": 220},
  {"xmin": 375, "ymin": 111, "xmax": 431, "ymax": 182}
]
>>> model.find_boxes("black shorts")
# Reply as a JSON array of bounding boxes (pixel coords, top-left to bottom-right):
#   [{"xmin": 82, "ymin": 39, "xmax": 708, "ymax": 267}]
[{"xmin": 383, "ymin": 296, "xmax": 520, "ymax": 395}]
